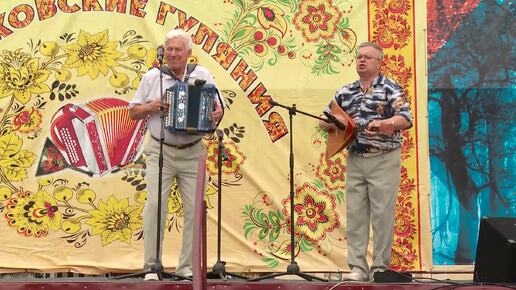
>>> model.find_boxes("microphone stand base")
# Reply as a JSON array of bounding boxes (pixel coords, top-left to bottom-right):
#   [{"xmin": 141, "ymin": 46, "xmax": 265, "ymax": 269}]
[{"xmin": 207, "ymin": 261, "xmax": 249, "ymax": 280}]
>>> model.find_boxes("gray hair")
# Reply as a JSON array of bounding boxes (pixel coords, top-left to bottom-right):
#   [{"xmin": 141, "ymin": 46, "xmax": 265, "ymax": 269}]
[
  {"xmin": 357, "ymin": 42, "xmax": 383, "ymax": 59},
  {"xmin": 164, "ymin": 29, "xmax": 192, "ymax": 50}
]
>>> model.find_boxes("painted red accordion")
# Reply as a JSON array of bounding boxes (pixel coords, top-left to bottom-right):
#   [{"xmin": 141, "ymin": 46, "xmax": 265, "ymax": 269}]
[{"xmin": 49, "ymin": 98, "xmax": 147, "ymax": 175}]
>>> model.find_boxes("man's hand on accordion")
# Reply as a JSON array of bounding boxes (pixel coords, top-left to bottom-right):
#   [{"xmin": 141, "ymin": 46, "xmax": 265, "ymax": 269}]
[
  {"xmin": 129, "ymin": 100, "xmax": 169, "ymax": 120},
  {"xmin": 210, "ymin": 101, "xmax": 223, "ymax": 123},
  {"xmin": 148, "ymin": 99, "xmax": 169, "ymax": 114}
]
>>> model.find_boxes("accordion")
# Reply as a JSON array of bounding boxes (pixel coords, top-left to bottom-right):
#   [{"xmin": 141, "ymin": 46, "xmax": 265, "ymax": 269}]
[
  {"xmin": 165, "ymin": 81, "xmax": 216, "ymax": 134},
  {"xmin": 49, "ymin": 98, "xmax": 148, "ymax": 176}
]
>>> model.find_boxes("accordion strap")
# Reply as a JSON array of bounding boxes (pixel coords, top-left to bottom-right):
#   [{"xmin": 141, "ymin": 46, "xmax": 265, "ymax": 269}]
[
  {"xmin": 184, "ymin": 63, "xmax": 197, "ymax": 82},
  {"xmin": 186, "ymin": 63, "xmax": 197, "ymax": 75},
  {"xmin": 156, "ymin": 63, "xmax": 197, "ymax": 81},
  {"xmin": 157, "ymin": 66, "xmax": 175, "ymax": 78}
]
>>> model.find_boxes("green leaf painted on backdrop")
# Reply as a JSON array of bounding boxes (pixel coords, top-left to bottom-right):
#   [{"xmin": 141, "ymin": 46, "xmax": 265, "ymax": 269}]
[
  {"xmin": 243, "ymin": 220, "xmax": 257, "ymax": 238},
  {"xmin": 336, "ymin": 190, "xmax": 345, "ymax": 206},
  {"xmin": 269, "ymin": 225, "xmax": 280, "ymax": 242},
  {"xmin": 233, "ymin": 0, "xmax": 244, "ymax": 9},
  {"xmin": 313, "ymin": 180, "xmax": 324, "ymax": 189},
  {"xmin": 263, "ymin": 256, "xmax": 279, "ymax": 268},
  {"xmin": 268, "ymin": 211, "xmax": 282, "ymax": 242},
  {"xmin": 258, "ymin": 227, "xmax": 269, "ymax": 240},
  {"xmin": 232, "ymin": 26, "xmax": 254, "ymax": 42},
  {"xmin": 299, "ymin": 236, "xmax": 313, "ymax": 252},
  {"xmin": 254, "ymin": 208, "xmax": 269, "ymax": 226}
]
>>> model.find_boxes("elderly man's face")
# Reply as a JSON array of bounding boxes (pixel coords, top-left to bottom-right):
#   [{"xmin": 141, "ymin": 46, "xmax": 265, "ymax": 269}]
[{"xmin": 164, "ymin": 37, "xmax": 191, "ymax": 73}]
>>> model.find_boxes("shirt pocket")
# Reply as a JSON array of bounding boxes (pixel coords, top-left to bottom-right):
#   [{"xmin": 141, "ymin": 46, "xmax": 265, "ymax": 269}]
[{"xmin": 366, "ymin": 89, "xmax": 391, "ymax": 118}]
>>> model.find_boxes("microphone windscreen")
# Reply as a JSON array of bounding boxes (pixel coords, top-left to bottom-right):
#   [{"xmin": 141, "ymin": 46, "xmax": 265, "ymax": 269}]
[
  {"xmin": 194, "ymin": 79, "xmax": 207, "ymax": 86},
  {"xmin": 323, "ymin": 111, "xmax": 346, "ymax": 130},
  {"xmin": 156, "ymin": 47, "xmax": 164, "ymax": 61}
]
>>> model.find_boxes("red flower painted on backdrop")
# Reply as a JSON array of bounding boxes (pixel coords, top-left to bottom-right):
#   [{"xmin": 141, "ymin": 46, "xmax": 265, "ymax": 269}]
[
  {"xmin": 293, "ymin": 0, "xmax": 342, "ymax": 42},
  {"xmin": 316, "ymin": 152, "xmax": 346, "ymax": 190},
  {"xmin": 205, "ymin": 140, "xmax": 246, "ymax": 175},
  {"xmin": 13, "ymin": 107, "xmax": 42, "ymax": 133},
  {"xmin": 282, "ymin": 183, "xmax": 340, "ymax": 243}
]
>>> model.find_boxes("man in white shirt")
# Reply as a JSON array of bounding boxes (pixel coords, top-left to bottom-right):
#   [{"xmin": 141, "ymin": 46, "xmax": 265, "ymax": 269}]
[{"xmin": 129, "ymin": 28, "xmax": 223, "ymax": 281}]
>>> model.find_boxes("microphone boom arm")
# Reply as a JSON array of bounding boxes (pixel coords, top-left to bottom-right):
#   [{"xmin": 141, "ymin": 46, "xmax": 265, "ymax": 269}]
[{"xmin": 269, "ymin": 100, "xmax": 342, "ymax": 129}]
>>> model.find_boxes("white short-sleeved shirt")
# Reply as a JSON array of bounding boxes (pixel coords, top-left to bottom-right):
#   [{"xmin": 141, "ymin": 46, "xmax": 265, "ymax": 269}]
[{"xmin": 129, "ymin": 65, "xmax": 221, "ymax": 145}]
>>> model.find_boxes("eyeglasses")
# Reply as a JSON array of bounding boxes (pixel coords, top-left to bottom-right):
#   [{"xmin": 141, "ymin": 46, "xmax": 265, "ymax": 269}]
[{"xmin": 355, "ymin": 55, "xmax": 381, "ymax": 61}]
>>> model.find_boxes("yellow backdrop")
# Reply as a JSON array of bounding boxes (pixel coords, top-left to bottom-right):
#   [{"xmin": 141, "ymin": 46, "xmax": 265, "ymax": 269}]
[{"xmin": 0, "ymin": 0, "xmax": 429, "ymax": 274}]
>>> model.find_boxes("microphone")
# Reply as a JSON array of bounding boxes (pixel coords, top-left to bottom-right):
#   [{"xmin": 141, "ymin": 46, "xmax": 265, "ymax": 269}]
[
  {"xmin": 156, "ymin": 46, "xmax": 164, "ymax": 63},
  {"xmin": 268, "ymin": 99, "xmax": 279, "ymax": 106},
  {"xmin": 187, "ymin": 79, "xmax": 207, "ymax": 86},
  {"xmin": 194, "ymin": 79, "xmax": 206, "ymax": 86},
  {"xmin": 323, "ymin": 111, "xmax": 346, "ymax": 130}
]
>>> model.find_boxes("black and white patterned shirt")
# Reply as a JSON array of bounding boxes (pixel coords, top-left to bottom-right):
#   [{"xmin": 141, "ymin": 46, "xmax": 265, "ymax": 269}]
[{"xmin": 326, "ymin": 74, "xmax": 412, "ymax": 154}]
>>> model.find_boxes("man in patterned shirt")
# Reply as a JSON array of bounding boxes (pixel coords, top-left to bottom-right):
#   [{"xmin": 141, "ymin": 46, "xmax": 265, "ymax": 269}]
[{"xmin": 319, "ymin": 42, "xmax": 412, "ymax": 282}]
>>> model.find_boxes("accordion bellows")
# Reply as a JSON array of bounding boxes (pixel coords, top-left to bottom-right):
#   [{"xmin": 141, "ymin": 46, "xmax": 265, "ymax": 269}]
[{"xmin": 50, "ymin": 98, "xmax": 148, "ymax": 176}]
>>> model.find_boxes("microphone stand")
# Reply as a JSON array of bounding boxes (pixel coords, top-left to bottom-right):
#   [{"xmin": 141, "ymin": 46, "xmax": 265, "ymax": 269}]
[
  {"xmin": 248, "ymin": 101, "xmax": 329, "ymax": 282},
  {"xmin": 208, "ymin": 129, "xmax": 248, "ymax": 280},
  {"xmin": 114, "ymin": 53, "xmax": 191, "ymax": 282}
]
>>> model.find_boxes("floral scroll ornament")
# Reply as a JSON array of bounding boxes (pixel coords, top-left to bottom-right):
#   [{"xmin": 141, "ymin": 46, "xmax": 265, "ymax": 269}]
[
  {"xmin": 86, "ymin": 196, "xmax": 143, "ymax": 245},
  {"xmin": 203, "ymin": 122, "xmax": 247, "ymax": 207},
  {"xmin": 0, "ymin": 133, "xmax": 36, "ymax": 182},
  {"xmin": 368, "ymin": 1, "xmax": 417, "ymax": 270},
  {"xmin": 12, "ymin": 107, "xmax": 43, "ymax": 134},
  {"xmin": 0, "ymin": 49, "xmax": 51, "ymax": 105},
  {"xmin": 257, "ymin": 4, "xmax": 288, "ymax": 37},
  {"xmin": 0, "ymin": 177, "xmax": 145, "ymax": 247},
  {"xmin": 371, "ymin": 0, "xmax": 412, "ymax": 50},
  {"xmin": 242, "ymin": 182, "xmax": 342, "ymax": 268},
  {"xmin": 205, "ymin": 140, "xmax": 246, "ymax": 176},
  {"xmin": 219, "ymin": 0, "xmax": 356, "ymax": 75},
  {"xmin": 4, "ymin": 190, "xmax": 62, "ymax": 237},
  {"xmin": 390, "ymin": 167, "xmax": 418, "ymax": 270},
  {"xmin": 282, "ymin": 182, "xmax": 340, "ymax": 243},
  {"xmin": 293, "ymin": 0, "xmax": 342, "ymax": 42},
  {"xmin": 61, "ymin": 30, "xmax": 123, "ymax": 79},
  {"xmin": 315, "ymin": 151, "xmax": 346, "ymax": 190}
]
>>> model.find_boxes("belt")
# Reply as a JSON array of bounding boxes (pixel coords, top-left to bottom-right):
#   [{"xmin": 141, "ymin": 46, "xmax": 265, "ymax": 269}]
[
  {"xmin": 350, "ymin": 149, "xmax": 392, "ymax": 158},
  {"xmin": 151, "ymin": 136, "xmax": 201, "ymax": 149}
]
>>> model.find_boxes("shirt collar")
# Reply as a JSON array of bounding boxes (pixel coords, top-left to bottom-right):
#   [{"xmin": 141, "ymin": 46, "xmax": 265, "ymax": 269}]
[{"xmin": 352, "ymin": 74, "xmax": 385, "ymax": 90}]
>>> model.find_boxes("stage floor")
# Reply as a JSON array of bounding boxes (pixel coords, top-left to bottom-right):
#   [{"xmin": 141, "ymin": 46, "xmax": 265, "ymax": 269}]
[{"xmin": 0, "ymin": 277, "xmax": 514, "ymax": 290}]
